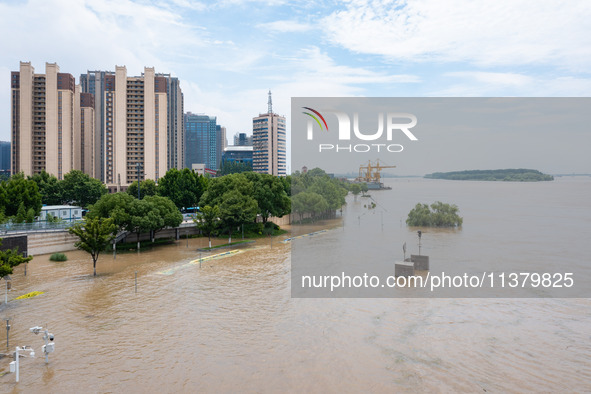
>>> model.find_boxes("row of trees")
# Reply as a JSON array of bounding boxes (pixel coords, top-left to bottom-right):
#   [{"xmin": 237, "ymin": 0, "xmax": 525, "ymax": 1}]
[
  {"xmin": 290, "ymin": 168, "xmax": 349, "ymax": 222},
  {"xmin": 0, "ymin": 170, "xmax": 108, "ymax": 224},
  {"xmin": 88, "ymin": 193, "xmax": 183, "ymax": 248},
  {"xmin": 196, "ymin": 172, "xmax": 290, "ymax": 242},
  {"xmin": 425, "ymin": 169, "xmax": 554, "ymax": 182},
  {"xmin": 70, "ymin": 171, "xmax": 291, "ymax": 274}
]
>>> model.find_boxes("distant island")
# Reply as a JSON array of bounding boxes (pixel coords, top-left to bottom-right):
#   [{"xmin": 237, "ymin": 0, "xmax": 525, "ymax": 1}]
[{"xmin": 425, "ymin": 169, "xmax": 554, "ymax": 182}]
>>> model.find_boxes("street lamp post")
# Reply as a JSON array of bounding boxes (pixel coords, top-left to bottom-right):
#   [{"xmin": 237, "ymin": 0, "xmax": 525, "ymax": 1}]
[{"xmin": 10, "ymin": 345, "xmax": 35, "ymax": 382}]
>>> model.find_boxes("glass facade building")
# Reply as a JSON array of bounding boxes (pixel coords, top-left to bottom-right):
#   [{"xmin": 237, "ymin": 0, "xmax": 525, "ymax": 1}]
[{"xmin": 184, "ymin": 113, "xmax": 223, "ymax": 171}]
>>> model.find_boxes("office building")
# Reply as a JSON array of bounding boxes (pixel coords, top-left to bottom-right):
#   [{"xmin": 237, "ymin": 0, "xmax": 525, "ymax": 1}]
[
  {"xmin": 233, "ymin": 132, "xmax": 253, "ymax": 146},
  {"xmin": 184, "ymin": 113, "xmax": 225, "ymax": 171},
  {"xmin": 252, "ymin": 91, "xmax": 286, "ymax": 176},
  {"xmin": 0, "ymin": 141, "xmax": 10, "ymax": 173},
  {"xmin": 222, "ymin": 145, "xmax": 253, "ymax": 166}
]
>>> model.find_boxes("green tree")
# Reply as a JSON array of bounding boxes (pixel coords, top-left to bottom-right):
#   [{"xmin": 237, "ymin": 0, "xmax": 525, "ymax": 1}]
[
  {"xmin": 349, "ymin": 183, "xmax": 362, "ymax": 200},
  {"xmin": 68, "ymin": 217, "xmax": 117, "ymax": 276},
  {"xmin": 217, "ymin": 160, "xmax": 253, "ymax": 176},
  {"xmin": 15, "ymin": 202, "xmax": 27, "ymax": 224},
  {"xmin": 126, "ymin": 179, "xmax": 157, "ymax": 200},
  {"xmin": 29, "ymin": 171, "xmax": 62, "ymax": 205},
  {"xmin": 123, "ymin": 196, "xmax": 183, "ymax": 250},
  {"xmin": 219, "ymin": 190, "xmax": 258, "ymax": 243},
  {"xmin": 291, "ymin": 192, "xmax": 328, "ymax": 222},
  {"xmin": 157, "ymin": 168, "xmax": 208, "ymax": 210},
  {"xmin": 360, "ymin": 182, "xmax": 369, "ymax": 195},
  {"xmin": 308, "ymin": 176, "xmax": 347, "ymax": 213},
  {"xmin": 1, "ymin": 172, "xmax": 42, "ymax": 218},
  {"xmin": 244, "ymin": 172, "xmax": 290, "ymax": 223},
  {"xmin": 0, "ymin": 239, "xmax": 34, "ymax": 277},
  {"xmin": 194, "ymin": 205, "xmax": 221, "ymax": 248},
  {"xmin": 88, "ymin": 192, "xmax": 135, "ymax": 232},
  {"xmin": 200, "ymin": 173, "xmax": 254, "ymax": 208},
  {"xmin": 143, "ymin": 195, "xmax": 183, "ymax": 240},
  {"xmin": 60, "ymin": 170, "xmax": 107, "ymax": 208},
  {"xmin": 406, "ymin": 201, "xmax": 463, "ymax": 227},
  {"xmin": 25, "ymin": 207, "xmax": 36, "ymax": 223}
]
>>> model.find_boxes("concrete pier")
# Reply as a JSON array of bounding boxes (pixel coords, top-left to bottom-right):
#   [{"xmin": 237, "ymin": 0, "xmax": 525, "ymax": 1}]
[
  {"xmin": 410, "ymin": 254, "xmax": 429, "ymax": 270},
  {"xmin": 395, "ymin": 261, "xmax": 415, "ymax": 277}
]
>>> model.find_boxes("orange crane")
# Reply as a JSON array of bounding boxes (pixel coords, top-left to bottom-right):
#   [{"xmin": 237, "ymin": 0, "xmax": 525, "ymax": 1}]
[{"xmin": 356, "ymin": 159, "xmax": 396, "ymax": 183}]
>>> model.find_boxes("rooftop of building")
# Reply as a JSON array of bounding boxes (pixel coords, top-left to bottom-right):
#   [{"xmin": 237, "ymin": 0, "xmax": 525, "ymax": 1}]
[{"xmin": 225, "ymin": 145, "xmax": 253, "ymax": 152}]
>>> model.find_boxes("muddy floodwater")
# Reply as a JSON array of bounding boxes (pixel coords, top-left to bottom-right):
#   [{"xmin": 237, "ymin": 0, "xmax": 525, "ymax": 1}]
[{"xmin": 1, "ymin": 177, "xmax": 590, "ymax": 393}]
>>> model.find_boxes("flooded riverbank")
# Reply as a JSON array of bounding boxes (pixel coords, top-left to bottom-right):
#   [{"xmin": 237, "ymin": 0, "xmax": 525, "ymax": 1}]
[{"xmin": 1, "ymin": 177, "xmax": 590, "ymax": 392}]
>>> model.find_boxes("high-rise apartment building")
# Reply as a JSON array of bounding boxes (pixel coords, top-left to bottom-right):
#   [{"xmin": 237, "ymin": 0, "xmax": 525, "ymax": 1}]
[
  {"xmin": 184, "ymin": 113, "xmax": 224, "ymax": 171},
  {"xmin": 252, "ymin": 91, "xmax": 286, "ymax": 176},
  {"xmin": 80, "ymin": 68, "xmax": 182, "ymax": 187},
  {"xmin": 11, "ymin": 62, "xmax": 79, "ymax": 179},
  {"xmin": 80, "ymin": 66, "xmax": 168, "ymax": 189},
  {"xmin": 75, "ymin": 87, "xmax": 95, "ymax": 177},
  {"xmin": 159, "ymin": 75, "xmax": 184, "ymax": 171},
  {"xmin": 80, "ymin": 70, "xmax": 113, "ymax": 180}
]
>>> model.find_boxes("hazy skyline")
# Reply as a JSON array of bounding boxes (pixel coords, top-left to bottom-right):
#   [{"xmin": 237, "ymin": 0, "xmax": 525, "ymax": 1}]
[{"xmin": 1, "ymin": 0, "xmax": 590, "ymax": 173}]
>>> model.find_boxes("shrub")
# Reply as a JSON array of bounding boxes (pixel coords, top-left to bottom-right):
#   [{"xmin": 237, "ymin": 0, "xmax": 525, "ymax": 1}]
[{"xmin": 49, "ymin": 253, "xmax": 68, "ymax": 261}]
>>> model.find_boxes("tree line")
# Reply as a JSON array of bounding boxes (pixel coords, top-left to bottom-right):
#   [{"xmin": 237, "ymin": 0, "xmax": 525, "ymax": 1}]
[
  {"xmin": 425, "ymin": 169, "xmax": 554, "ymax": 182},
  {"xmin": 0, "ymin": 170, "xmax": 107, "ymax": 224},
  {"xmin": 290, "ymin": 168, "xmax": 349, "ymax": 222}
]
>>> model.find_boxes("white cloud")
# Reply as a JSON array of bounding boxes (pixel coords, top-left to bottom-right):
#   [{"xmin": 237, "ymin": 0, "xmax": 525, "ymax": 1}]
[
  {"xmin": 0, "ymin": 0, "xmax": 208, "ymax": 73},
  {"xmin": 429, "ymin": 73, "xmax": 591, "ymax": 96},
  {"xmin": 257, "ymin": 20, "xmax": 313, "ymax": 33},
  {"xmin": 322, "ymin": 0, "xmax": 591, "ymax": 70}
]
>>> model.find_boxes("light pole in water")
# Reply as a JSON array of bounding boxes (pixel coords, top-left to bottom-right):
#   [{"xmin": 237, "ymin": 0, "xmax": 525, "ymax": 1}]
[{"xmin": 417, "ymin": 230, "xmax": 422, "ymax": 255}]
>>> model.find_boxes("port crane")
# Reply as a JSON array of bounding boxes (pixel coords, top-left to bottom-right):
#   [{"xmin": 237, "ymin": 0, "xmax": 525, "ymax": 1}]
[{"xmin": 356, "ymin": 159, "xmax": 396, "ymax": 183}]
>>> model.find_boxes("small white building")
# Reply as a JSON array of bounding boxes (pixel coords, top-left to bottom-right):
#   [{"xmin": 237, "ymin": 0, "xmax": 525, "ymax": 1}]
[{"xmin": 39, "ymin": 205, "xmax": 83, "ymax": 222}]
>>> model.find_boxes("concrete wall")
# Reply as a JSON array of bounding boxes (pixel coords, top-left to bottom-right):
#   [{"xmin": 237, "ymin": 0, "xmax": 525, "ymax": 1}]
[
  {"xmin": 0, "ymin": 235, "xmax": 28, "ymax": 256},
  {"xmin": 27, "ymin": 231, "xmax": 80, "ymax": 255}
]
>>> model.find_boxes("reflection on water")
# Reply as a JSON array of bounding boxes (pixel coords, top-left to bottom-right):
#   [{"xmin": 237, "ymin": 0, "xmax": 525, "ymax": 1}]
[{"xmin": 1, "ymin": 177, "xmax": 590, "ymax": 392}]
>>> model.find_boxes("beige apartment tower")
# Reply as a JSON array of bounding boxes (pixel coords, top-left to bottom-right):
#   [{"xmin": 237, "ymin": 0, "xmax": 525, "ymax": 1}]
[
  {"xmin": 102, "ymin": 66, "xmax": 168, "ymax": 189},
  {"xmin": 11, "ymin": 62, "xmax": 78, "ymax": 179}
]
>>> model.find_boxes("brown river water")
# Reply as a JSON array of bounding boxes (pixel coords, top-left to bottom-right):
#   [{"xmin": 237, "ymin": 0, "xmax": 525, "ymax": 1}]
[{"xmin": 1, "ymin": 177, "xmax": 590, "ymax": 393}]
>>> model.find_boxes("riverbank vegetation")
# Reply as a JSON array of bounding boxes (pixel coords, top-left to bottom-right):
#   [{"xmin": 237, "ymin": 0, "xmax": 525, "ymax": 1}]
[
  {"xmin": 425, "ymin": 169, "xmax": 554, "ymax": 182},
  {"xmin": 406, "ymin": 202, "xmax": 463, "ymax": 227},
  {"xmin": 290, "ymin": 168, "xmax": 348, "ymax": 223}
]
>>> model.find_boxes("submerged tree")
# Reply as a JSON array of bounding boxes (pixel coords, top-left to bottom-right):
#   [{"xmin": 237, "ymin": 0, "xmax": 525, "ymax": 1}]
[
  {"xmin": 69, "ymin": 217, "xmax": 117, "ymax": 276},
  {"xmin": 406, "ymin": 201, "xmax": 463, "ymax": 227}
]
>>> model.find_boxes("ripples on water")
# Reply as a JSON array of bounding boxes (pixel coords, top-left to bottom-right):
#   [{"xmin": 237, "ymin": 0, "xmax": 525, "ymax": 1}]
[{"xmin": 1, "ymin": 178, "xmax": 590, "ymax": 392}]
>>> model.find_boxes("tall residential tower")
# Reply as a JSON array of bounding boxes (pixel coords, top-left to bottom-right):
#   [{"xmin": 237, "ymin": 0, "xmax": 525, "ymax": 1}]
[
  {"xmin": 11, "ymin": 62, "xmax": 81, "ymax": 179},
  {"xmin": 80, "ymin": 68, "xmax": 183, "ymax": 188},
  {"xmin": 252, "ymin": 91, "xmax": 286, "ymax": 176}
]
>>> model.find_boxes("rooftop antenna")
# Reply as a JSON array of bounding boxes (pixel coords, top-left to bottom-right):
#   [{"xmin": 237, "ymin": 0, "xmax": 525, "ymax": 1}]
[{"xmin": 268, "ymin": 89, "xmax": 272, "ymax": 114}]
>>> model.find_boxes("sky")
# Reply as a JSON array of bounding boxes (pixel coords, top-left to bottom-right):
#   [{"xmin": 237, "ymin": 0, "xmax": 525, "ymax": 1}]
[{"xmin": 1, "ymin": 0, "xmax": 590, "ymax": 173}]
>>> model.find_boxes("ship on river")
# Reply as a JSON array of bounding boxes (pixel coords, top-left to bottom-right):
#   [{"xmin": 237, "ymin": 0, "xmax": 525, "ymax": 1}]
[{"xmin": 353, "ymin": 159, "xmax": 394, "ymax": 190}]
